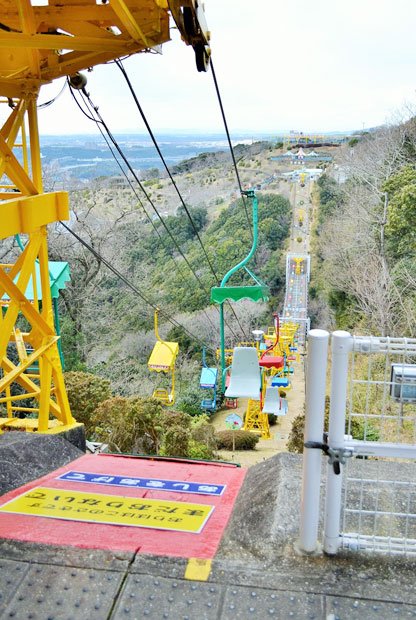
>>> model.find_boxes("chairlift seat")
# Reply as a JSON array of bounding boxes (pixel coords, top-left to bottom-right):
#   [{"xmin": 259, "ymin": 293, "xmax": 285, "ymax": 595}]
[
  {"xmin": 262, "ymin": 387, "xmax": 287, "ymax": 415},
  {"xmin": 225, "ymin": 347, "xmax": 261, "ymax": 399},
  {"xmin": 271, "ymin": 377, "xmax": 290, "ymax": 388},
  {"xmin": 152, "ymin": 388, "xmax": 173, "ymax": 404},
  {"xmin": 201, "ymin": 398, "xmax": 216, "ymax": 411},
  {"xmin": 259, "ymin": 355, "xmax": 284, "ymax": 370},
  {"xmin": 199, "ymin": 366, "xmax": 218, "ymax": 389},
  {"xmin": 283, "ymin": 366, "xmax": 294, "ymax": 375},
  {"xmin": 148, "ymin": 341, "xmax": 179, "ymax": 372}
]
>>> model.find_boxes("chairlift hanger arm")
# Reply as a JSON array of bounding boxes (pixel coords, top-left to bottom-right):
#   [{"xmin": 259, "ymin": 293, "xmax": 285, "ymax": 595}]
[
  {"xmin": 220, "ymin": 190, "xmax": 258, "ymax": 288},
  {"xmin": 168, "ymin": 0, "xmax": 211, "ymax": 71},
  {"xmin": 210, "ymin": 190, "xmax": 270, "ymax": 304}
]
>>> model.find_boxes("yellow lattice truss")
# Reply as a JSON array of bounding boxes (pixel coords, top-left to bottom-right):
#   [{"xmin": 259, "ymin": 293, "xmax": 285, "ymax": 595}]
[
  {"xmin": 266, "ymin": 322, "xmax": 298, "ymax": 360},
  {"xmin": 243, "ymin": 399, "xmax": 271, "ymax": 440},
  {"xmin": 0, "ymin": 0, "xmax": 210, "ymax": 98},
  {"xmin": 0, "ymin": 98, "xmax": 78, "ymax": 432},
  {"xmin": 0, "ymin": 1, "xmax": 209, "ymax": 432}
]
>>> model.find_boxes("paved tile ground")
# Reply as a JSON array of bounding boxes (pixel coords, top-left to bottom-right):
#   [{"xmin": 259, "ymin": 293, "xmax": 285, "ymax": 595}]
[{"xmin": 1, "ymin": 545, "xmax": 416, "ymax": 620}]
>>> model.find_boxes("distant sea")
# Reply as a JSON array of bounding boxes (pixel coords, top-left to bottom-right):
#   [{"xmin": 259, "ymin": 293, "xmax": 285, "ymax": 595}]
[{"xmin": 40, "ymin": 133, "xmax": 275, "ymax": 181}]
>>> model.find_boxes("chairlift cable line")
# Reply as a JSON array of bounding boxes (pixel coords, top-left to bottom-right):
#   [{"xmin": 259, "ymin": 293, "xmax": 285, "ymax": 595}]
[
  {"xmin": 111, "ymin": 60, "xmax": 250, "ymax": 342},
  {"xmin": 73, "ymin": 85, "xmax": 212, "ymax": 298},
  {"xmin": 79, "ymin": 93, "xmax": 240, "ymax": 342},
  {"xmin": 69, "ymin": 82, "xmax": 239, "ymax": 340},
  {"xmin": 80, "ymin": 91, "xmax": 217, "ymax": 327},
  {"xmin": 38, "ymin": 79, "xmax": 67, "ymax": 109},
  {"xmin": 58, "ymin": 220, "xmax": 217, "ymax": 355},
  {"xmin": 115, "ymin": 58, "xmax": 220, "ymax": 284},
  {"xmin": 77, "ymin": 85, "xmax": 193, "ymax": 274},
  {"xmin": 209, "ymin": 58, "xmax": 252, "ymax": 238},
  {"xmin": 69, "ymin": 82, "xmax": 248, "ymax": 342}
]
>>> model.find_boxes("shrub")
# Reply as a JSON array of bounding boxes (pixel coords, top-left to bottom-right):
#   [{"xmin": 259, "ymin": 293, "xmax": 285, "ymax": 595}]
[
  {"xmin": 190, "ymin": 415, "xmax": 217, "ymax": 459},
  {"xmin": 91, "ymin": 396, "xmax": 164, "ymax": 454},
  {"xmin": 176, "ymin": 387, "xmax": 205, "ymax": 416},
  {"xmin": 188, "ymin": 440, "xmax": 216, "ymax": 460},
  {"xmin": 91, "ymin": 399, "xmax": 219, "ymax": 460},
  {"xmin": 268, "ymin": 413, "xmax": 278, "ymax": 426},
  {"xmin": 286, "ymin": 412, "xmax": 306, "ymax": 453},
  {"xmin": 162, "ymin": 424, "xmax": 191, "ymax": 458},
  {"xmin": 162, "ymin": 409, "xmax": 192, "ymax": 430},
  {"xmin": 64, "ymin": 371, "xmax": 112, "ymax": 436},
  {"xmin": 287, "ymin": 396, "xmax": 380, "ymax": 453},
  {"xmin": 215, "ymin": 430, "xmax": 259, "ymax": 450}
]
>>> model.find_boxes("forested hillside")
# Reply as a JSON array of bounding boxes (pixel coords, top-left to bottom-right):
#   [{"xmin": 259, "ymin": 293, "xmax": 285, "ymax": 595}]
[
  {"xmin": 310, "ymin": 118, "xmax": 416, "ymax": 336},
  {"xmin": 41, "ymin": 145, "xmax": 291, "ymax": 399}
]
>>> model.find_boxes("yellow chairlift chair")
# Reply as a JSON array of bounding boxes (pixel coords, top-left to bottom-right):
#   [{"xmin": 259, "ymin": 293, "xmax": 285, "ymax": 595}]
[{"xmin": 147, "ymin": 309, "xmax": 179, "ymax": 406}]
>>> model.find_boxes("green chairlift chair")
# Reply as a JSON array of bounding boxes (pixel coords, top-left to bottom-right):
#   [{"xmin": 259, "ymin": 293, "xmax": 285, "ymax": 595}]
[{"xmin": 210, "ymin": 189, "xmax": 270, "ymax": 391}]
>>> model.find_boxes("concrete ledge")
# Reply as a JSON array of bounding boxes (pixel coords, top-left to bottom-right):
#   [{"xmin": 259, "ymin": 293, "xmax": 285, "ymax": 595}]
[{"xmin": 0, "ymin": 433, "xmax": 84, "ymax": 494}]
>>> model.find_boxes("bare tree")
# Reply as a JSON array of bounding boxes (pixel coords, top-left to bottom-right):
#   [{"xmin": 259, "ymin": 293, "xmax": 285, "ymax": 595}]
[{"xmin": 319, "ymin": 120, "xmax": 416, "ymax": 336}]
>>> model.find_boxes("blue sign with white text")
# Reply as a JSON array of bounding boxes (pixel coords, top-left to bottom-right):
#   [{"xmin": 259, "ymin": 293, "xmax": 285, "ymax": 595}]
[{"xmin": 58, "ymin": 471, "xmax": 226, "ymax": 496}]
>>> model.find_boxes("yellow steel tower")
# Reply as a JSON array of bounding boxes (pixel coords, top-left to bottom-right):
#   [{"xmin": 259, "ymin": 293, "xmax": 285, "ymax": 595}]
[{"xmin": 0, "ymin": 0, "xmax": 210, "ymax": 434}]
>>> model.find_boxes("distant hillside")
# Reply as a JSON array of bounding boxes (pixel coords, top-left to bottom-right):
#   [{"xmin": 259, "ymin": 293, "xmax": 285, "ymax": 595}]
[
  {"xmin": 43, "ymin": 140, "xmax": 292, "ymax": 396},
  {"xmin": 39, "ymin": 133, "xmax": 274, "ymax": 182},
  {"xmin": 171, "ymin": 141, "xmax": 272, "ymax": 174}
]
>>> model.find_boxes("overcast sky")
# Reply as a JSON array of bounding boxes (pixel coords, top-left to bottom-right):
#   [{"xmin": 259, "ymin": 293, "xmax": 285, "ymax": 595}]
[{"xmin": 38, "ymin": 0, "xmax": 416, "ymax": 135}]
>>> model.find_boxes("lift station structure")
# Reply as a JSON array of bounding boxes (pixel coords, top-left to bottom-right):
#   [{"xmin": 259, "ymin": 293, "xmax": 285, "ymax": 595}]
[{"xmin": 0, "ymin": 0, "xmax": 210, "ymax": 436}]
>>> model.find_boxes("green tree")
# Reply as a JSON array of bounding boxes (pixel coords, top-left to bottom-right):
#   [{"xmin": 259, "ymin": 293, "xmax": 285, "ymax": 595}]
[{"xmin": 383, "ymin": 165, "xmax": 416, "ymax": 258}]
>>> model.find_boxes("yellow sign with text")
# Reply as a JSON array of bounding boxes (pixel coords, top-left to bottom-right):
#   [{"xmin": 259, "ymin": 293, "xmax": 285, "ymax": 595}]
[{"xmin": 0, "ymin": 486, "xmax": 214, "ymax": 534}]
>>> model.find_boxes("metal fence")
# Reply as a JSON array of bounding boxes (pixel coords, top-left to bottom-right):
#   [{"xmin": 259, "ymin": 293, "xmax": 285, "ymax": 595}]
[{"xmin": 299, "ymin": 331, "xmax": 416, "ymax": 558}]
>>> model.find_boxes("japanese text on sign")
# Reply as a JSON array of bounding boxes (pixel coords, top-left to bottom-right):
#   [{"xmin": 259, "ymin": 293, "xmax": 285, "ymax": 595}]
[
  {"xmin": 0, "ymin": 487, "xmax": 214, "ymax": 534},
  {"xmin": 58, "ymin": 471, "xmax": 226, "ymax": 496}
]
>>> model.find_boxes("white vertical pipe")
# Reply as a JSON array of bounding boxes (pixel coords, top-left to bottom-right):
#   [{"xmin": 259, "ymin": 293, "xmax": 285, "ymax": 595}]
[
  {"xmin": 298, "ymin": 328, "xmax": 329, "ymax": 553},
  {"xmin": 323, "ymin": 330, "xmax": 353, "ymax": 555}
]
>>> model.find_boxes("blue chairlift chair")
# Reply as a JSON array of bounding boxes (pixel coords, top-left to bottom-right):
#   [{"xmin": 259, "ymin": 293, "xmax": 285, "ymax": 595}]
[{"xmin": 199, "ymin": 349, "xmax": 218, "ymax": 412}]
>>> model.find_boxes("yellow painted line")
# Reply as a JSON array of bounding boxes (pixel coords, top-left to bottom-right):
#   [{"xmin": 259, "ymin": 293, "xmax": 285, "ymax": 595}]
[{"xmin": 184, "ymin": 558, "xmax": 212, "ymax": 581}]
